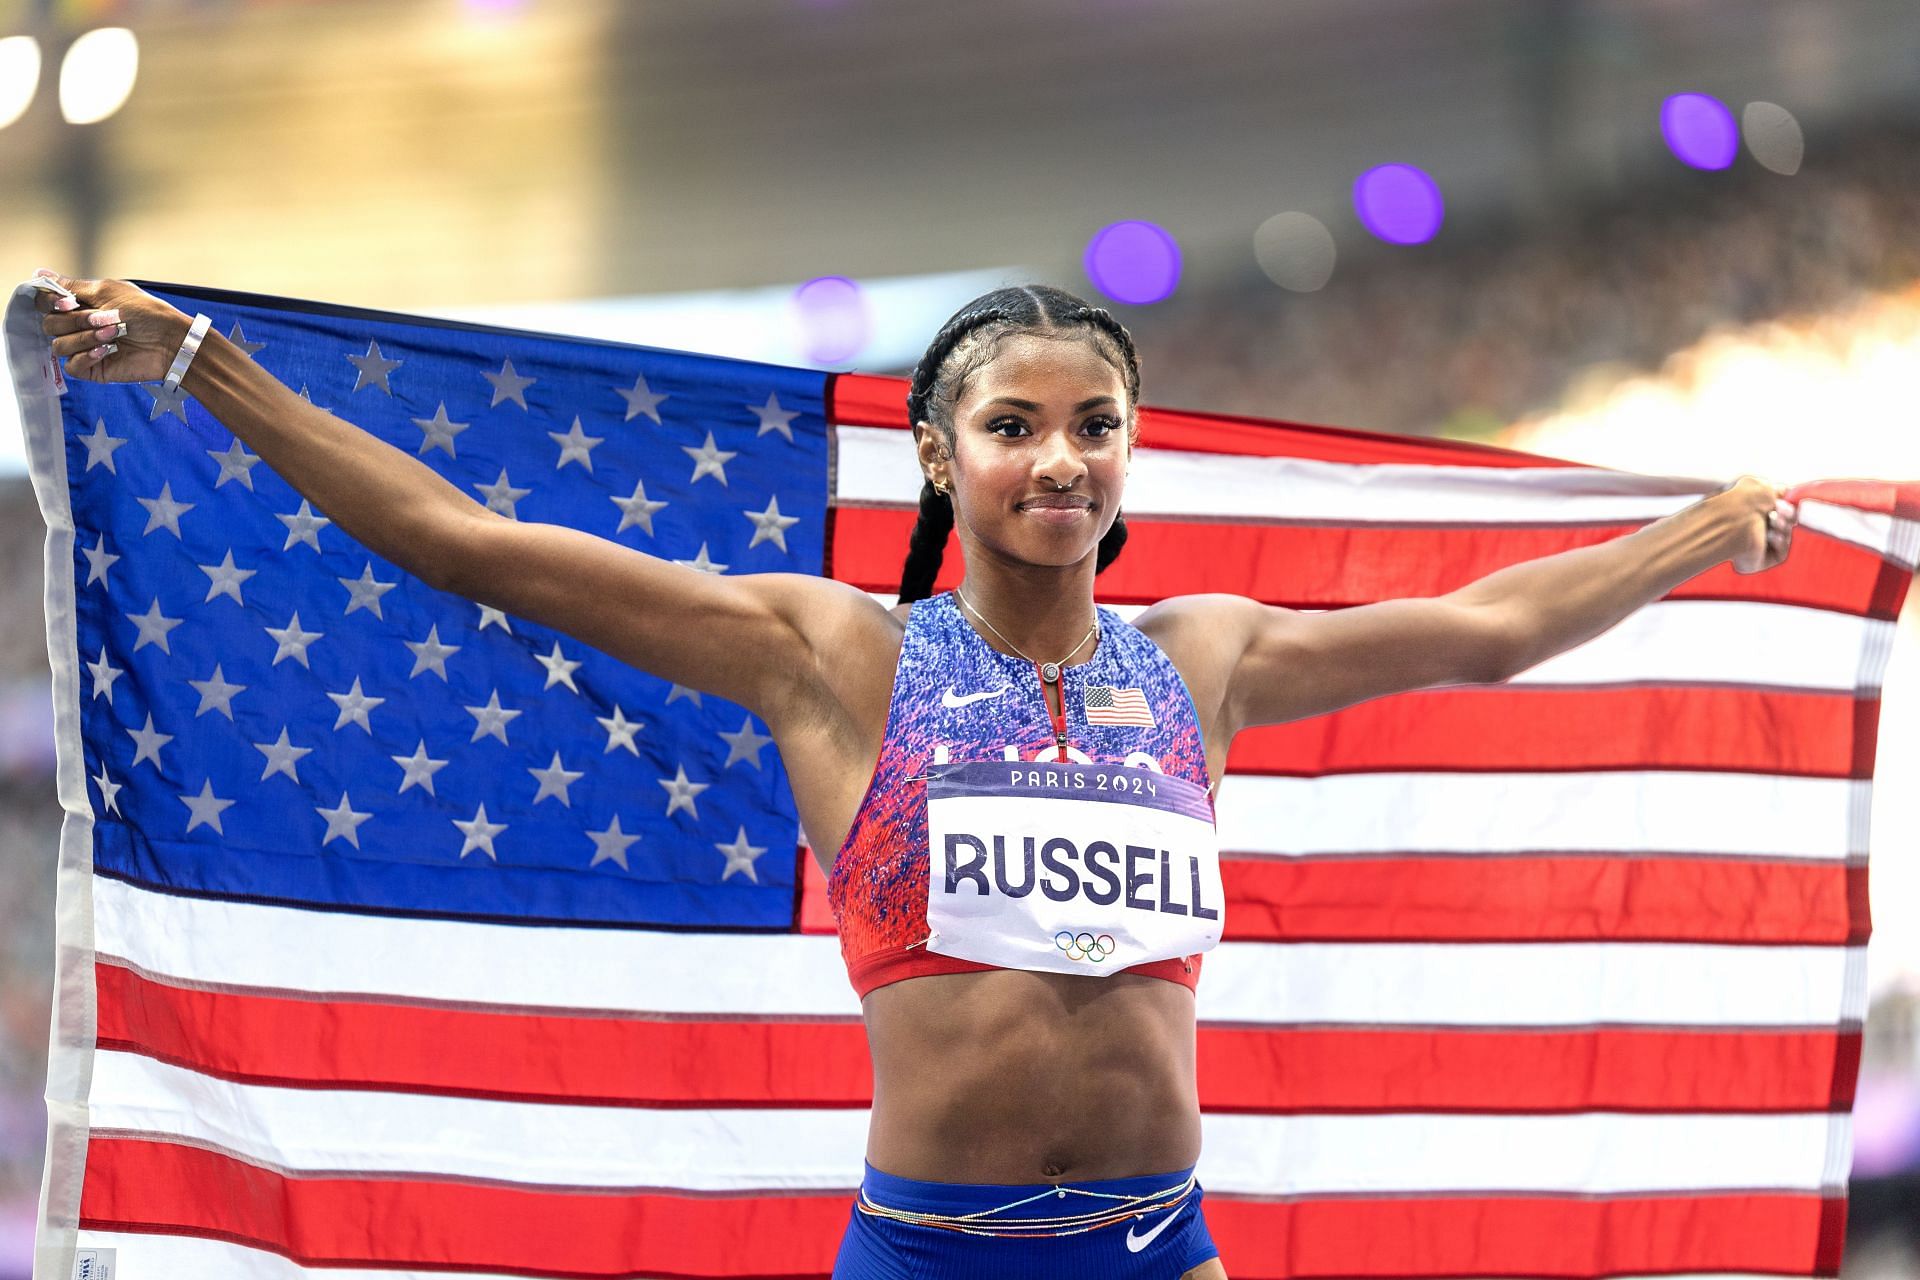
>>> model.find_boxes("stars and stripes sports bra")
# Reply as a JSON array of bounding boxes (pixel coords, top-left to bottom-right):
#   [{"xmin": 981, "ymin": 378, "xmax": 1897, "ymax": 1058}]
[{"xmin": 825, "ymin": 590, "xmax": 1223, "ymax": 998}]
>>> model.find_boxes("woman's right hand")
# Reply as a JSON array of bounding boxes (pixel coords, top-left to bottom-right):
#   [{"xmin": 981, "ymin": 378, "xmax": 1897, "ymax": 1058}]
[{"xmin": 33, "ymin": 270, "xmax": 192, "ymax": 385}]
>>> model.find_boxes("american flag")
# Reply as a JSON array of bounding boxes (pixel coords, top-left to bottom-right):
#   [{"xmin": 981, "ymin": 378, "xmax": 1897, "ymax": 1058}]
[
  {"xmin": 1083, "ymin": 683, "xmax": 1156, "ymax": 727},
  {"xmin": 8, "ymin": 278, "xmax": 1919, "ymax": 1280}
]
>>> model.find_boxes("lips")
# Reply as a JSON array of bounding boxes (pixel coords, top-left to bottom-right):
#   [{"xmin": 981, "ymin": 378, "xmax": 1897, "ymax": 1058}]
[{"xmin": 1018, "ymin": 496, "xmax": 1093, "ymax": 510}]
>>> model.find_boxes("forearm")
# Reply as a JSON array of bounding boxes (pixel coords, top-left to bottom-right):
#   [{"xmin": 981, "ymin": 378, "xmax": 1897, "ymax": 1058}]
[
  {"xmin": 180, "ymin": 328, "xmax": 486, "ymax": 587},
  {"xmin": 1455, "ymin": 491, "xmax": 1747, "ymax": 677}
]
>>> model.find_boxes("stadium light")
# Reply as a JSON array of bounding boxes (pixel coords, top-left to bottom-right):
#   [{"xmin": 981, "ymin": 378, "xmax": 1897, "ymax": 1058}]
[
  {"xmin": 59, "ymin": 26, "xmax": 138, "ymax": 125},
  {"xmin": 0, "ymin": 35, "xmax": 40, "ymax": 131}
]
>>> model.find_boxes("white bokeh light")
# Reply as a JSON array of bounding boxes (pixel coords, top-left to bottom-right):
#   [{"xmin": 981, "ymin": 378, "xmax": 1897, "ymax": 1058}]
[
  {"xmin": 0, "ymin": 36, "xmax": 41, "ymax": 131},
  {"xmin": 59, "ymin": 27, "xmax": 139, "ymax": 126}
]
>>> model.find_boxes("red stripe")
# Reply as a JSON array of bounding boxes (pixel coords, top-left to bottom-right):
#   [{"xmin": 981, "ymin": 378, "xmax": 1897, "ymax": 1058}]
[
  {"xmin": 826, "ymin": 506, "xmax": 1898, "ymax": 617},
  {"xmin": 799, "ymin": 851, "xmax": 1864, "ymax": 947},
  {"xmin": 96, "ymin": 963, "xmax": 1854, "ymax": 1112},
  {"xmin": 1226, "ymin": 686, "xmax": 1870, "ymax": 778},
  {"xmin": 79, "ymin": 1136, "xmax": 1844, "ymax": 1278},
  {"xmin": 829, "ymin": 372, "xmax": 1585, "ymax": 468}
]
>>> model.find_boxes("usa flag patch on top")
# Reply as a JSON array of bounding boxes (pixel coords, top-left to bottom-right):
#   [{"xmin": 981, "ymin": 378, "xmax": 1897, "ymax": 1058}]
[{"xmin": 1083, "ymin": 684, "xmax": 1156, "ymax": 728}]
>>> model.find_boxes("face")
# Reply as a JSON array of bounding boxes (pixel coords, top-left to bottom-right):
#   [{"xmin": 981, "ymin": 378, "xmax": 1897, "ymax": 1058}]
[{"xmin": 917, "ymin": 330, "xmax": 1135, "ymax": 570}]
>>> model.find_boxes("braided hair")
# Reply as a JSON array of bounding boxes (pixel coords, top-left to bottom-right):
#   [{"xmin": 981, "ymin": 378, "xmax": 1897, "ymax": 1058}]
[{"xmin": 898, "ymin": 284, "xmax": 1141, "ymax": 603}]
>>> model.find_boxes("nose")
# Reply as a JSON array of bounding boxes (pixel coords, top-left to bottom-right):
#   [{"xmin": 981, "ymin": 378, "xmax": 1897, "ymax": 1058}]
[{"xmin": 1034, "ymin": 428, "xmax": 1087, "ymax": 490}]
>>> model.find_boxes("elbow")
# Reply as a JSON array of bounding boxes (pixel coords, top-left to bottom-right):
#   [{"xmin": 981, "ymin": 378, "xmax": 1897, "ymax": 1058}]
[{"xmin": 1473, "ymin": 605, "xmax": 1531, "ymax": 685}]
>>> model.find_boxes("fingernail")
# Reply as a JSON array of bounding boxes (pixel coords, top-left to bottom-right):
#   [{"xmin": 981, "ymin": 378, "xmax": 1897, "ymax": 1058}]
[
  {"xmin": 89, "ymin": 309, "xmax": 121, "ymax": 327},
  {"xmin": 53, "ymin": 297, "xmax": 77, "ymax": 312},
  {"xmin": 34, "ymin": 268, "xmax": 57, "ymax": 278},
  {"xmin": 94, "ymin": 343, "xmax": 117, "ymax": 357}
]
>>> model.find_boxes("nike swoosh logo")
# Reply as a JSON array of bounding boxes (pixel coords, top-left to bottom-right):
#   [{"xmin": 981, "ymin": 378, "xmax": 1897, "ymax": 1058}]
[
  {"xmin": 941, "ymin": 686, "xmax": 1009, "ymax": 709},
  {"xmin": 1124, "ymin": 1204, "xmax": 1183, "ymax": 1253}
]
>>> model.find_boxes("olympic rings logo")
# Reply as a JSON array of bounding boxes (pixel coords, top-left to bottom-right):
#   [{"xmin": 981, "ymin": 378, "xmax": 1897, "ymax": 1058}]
[{"xmin": 1054, "ymin": 931, "xmax": 1116, "ymax": 963}]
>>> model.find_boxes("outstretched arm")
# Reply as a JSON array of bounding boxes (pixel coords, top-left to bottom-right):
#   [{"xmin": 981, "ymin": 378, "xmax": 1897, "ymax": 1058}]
[{"xmin": 1150, "ymin": 477, "xmax": 1795, "ymax": 733}]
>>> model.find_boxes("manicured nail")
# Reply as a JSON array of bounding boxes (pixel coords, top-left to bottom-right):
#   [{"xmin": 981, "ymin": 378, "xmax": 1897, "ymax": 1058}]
[
  {"xmin": 53, "ymin": 297, "xmax": 77, "ymax": 312},
  {"xmin": 34, "ymin": 268, "xmax": 58, "ymax": 278},
  {"xmin": 89, "ymin": 309, "xmax": 121, "ymax": 327},
  {"xmin": 93, "ymin": 343, "xmax": 117, "ymax": 357}
]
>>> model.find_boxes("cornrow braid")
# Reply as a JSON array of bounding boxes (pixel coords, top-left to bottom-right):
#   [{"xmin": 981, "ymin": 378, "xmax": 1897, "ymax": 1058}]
[{"xmin": 896, "ymin": 285, "xmax": 1140, "ymax": 604}]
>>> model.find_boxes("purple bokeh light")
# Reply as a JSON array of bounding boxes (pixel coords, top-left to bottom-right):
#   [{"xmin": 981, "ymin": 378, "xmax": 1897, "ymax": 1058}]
[
  {"xmin": 1083, "ymin": 221, "xmax": 1182, "ymax": 306},
  {"xmin": 791, "ymin": 275, "xmax": 871, "ymax": 365},
  {"xmin": 1352, "ymin": 165, "xmax": 1444, "ymax": 245},
  {"xmin": 1661, "ymin": 93, "xmax": 1739, "ymax": 170}
]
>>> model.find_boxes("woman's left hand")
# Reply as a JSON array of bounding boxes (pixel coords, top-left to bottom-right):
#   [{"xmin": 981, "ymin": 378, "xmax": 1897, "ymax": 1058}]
[{"xmin": 1718, "ymin": 475, "xmax": 1797, "ymax": 575}]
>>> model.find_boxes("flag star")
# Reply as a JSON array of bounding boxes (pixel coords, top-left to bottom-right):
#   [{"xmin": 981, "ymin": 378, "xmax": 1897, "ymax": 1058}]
[
  {"xmin": 225, "ymin": 321, "xmax": 266, "ymax": 356},
  {"xmin": 82, "ymin": 533, "xmax": 119, "ymax": 587},
  {"xmin": 548, "ymin": 416, "xmax": 604, "ymax": 472},
  {"xmin": 611, "ymin": 479, "xmax": 668, "ymax": 537},
  {"xmin": 127, "ymin": 713, "xmax": 173, "ymax": 770},
  {"xmin": 666, "ymin": 683, "xmax": 702, "ymax": 707},
  {"xmin": 188, "ymin": 664, "xmax": 247, "ymax": 720},
  {"xmin": 474, "ymin": 469, "xmax": 531, "ymax": 519},
  {"xmin": 80, "ymin": 417, "xmax": 127, "ymax": 472},
  {"xmin": 181, "ymin": 780, "xmax": 237, "ymax": 835},
  {"xmin": 483, "ymin": 357, "xmax": 537, "ymax": 409},
  {"xmin": 207, "ymin": 437, "xmax": 262, "ymax": 490},
  {"xmin": 748, "ymin": 392, "xmax": 799, "ymax": 442},
  {"xmin": 198, "ymin": 549, "xmax": 258, "ymax": 605},
  {"xmin": 339, "ymin": 563, "xmax": 400, "ymax": 619},
  {"xmin": 465, "ymin": 689, "xmax": 523, "ymax": 744},
  {"xmin": 596, "ymin": 705, "xmax": 643, "ymax": 755},
  {"xmin": 404, "ymin": 623, "xmax": 461, "ymax": 679},
  {"xmin": 673, "ymin": 542, "xmax": 729, "ymax": 575},
  {"xmin": 476, "ymin": 603, "xmax": 513, "ymax": 634},
  {"xmin": 587, "ymin": 815, "xmax": 641, "ymax": 870},
  {"xmin": 534, "ymin": 641, "xmax": 583, "ymax": 692},
  {"xmin": 317, "ymin": 790, "xmax": 374, "ymax": 849},
  {"xmin": 409, "ymin": 401, "xmax": 471, "ymax": 459},
  {"xmin": 682, "ymin": 432, "xmax": 737, "ymax": 486},
  {"xmin": 137, "ymin": 481, "xmax": 194, "ymax": 539},
  {"xmin": 392, "ymin": 739, "xmax": 450, "ymax": 796},
  {"xmin": 86, "ymin": 646, "xmax": 123, "ymax": 704},
  {"xmin": 658, "ymin": 763, "xmax": 710, "ymax": 819},
  {"xmin": 743, "ymin": 495, "xmax": 801, "ymax": 553},
  {"xmin": 615, "ymin": 371, "xmax": 668, "ymax": 423},
  {"xmin": 126, "ymin": 598, "xmax": 184, "ymax": 653},
  {"xmin": 143, "ymin": 379, "xmax": 190, "ymax": 423},
  {"xmin": 454, "ymin": 803, "xmax": 507, "ymax": 860},
  {"xmin": 347, "ymin": 339, "xmax": 402, "ymax": 394},
  {"xmin": 265, "ymin": 611, "xmax": 324, "ymax": 667},
  {"xmin": 529, "ymin": 752, "xmax": 586, "ymax": 807},
  {"xmin": 718, "ymin": 715, "xmax": 774, "ymax": 770},
  {"xmin": 254, "ymin": 727, "xmax": 314, "ymax": 783},
  {"xmin": 327, "ymin": 676, "xmax": 386, "ymax": 732},
  {"xmin": 91, "ymin": 764, "xmax": 122, "ymax": 817},
  {"xmin": 715, "ymin": 826, "xmax": 768, "ymax": 883},
  {"xmin": 277, "ymin": 499, "xmax": 333, "ymax": 552}
]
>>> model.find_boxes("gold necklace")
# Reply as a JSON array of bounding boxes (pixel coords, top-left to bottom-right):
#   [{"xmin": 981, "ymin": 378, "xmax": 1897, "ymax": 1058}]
[{"xmin": 954, "ymin": 588, "xmax": 1098, "ymax": 752}]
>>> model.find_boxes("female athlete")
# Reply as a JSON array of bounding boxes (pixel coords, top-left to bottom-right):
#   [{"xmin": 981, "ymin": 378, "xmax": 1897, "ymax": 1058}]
[{"xmin": 36, "ymin": 274, "xmax": 1797, "ymax": 1279}]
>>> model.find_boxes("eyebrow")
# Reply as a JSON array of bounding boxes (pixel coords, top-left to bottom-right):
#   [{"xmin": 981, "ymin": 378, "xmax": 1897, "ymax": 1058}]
[{"xmin": 983, "ymin": 396, "xmax": 1119, "ymax": 412}]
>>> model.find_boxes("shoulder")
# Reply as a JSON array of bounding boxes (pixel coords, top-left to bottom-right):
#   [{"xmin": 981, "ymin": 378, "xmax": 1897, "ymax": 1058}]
[{"xmin": 1130, "ymin": 594, "xmax": 1288, "ymax": 729}]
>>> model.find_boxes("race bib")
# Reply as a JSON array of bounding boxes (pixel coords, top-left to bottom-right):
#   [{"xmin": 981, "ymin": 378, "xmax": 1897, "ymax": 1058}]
[{"xmin": 924, "ymin": 760, "xmax": 1223, "ymax": 977}]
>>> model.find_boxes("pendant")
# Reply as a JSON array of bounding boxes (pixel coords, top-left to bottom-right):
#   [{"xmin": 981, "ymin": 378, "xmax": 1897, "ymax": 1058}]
[{"xmin": 1040, "ymin": 661, "xmax": 1061, "ymax": 683}]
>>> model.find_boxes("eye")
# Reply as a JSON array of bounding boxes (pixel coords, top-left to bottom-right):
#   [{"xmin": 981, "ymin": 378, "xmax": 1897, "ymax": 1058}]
[
  {"xmin": 985, "ymin": 417, "xmax": 1028, "ymax": 437},
  {"xmin": 1084, "ymin": 415, "xmax": 1122, "ymax": 437}
]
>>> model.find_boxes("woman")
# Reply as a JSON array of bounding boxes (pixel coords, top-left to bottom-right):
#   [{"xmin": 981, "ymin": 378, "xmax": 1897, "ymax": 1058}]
[{"xmin": 36, "ymin": 274, "xmax": 1796, "ymax": 1279}]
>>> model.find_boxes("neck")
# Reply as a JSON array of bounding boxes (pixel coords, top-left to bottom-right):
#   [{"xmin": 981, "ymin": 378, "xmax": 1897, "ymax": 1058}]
[{"xmin": 953, "ymin": 557, "xmax": 1100, "ymax": 665}]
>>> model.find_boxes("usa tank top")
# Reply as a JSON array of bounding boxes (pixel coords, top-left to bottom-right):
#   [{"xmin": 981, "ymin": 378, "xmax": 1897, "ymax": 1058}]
[{"xmin": 826, "ymin": 590, "xmax": 1220, "ymax": 998}]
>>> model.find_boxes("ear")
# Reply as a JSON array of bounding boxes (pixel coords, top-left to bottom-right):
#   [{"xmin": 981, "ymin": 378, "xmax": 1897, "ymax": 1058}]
[{"xmin": 913, "ymin": 420, "xmax": 950, "ymax": 486}]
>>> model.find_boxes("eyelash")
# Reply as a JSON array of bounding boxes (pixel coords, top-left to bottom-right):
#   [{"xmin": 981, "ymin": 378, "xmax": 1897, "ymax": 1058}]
[{"xmin": 986, "ymin": 416, "xmax": 1121, "ymax": 438}]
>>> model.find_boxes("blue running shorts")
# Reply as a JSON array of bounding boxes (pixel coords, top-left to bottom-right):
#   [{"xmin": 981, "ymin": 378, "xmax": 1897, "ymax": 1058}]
[{"xmin": 833, "ymin": 1160, "xmax": 1220, "ymax": 1279}]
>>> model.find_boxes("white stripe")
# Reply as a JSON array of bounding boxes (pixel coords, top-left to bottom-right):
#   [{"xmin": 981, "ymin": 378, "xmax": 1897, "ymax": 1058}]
[
  {"xmin": 85, "ymin": 1050, "xmax": 1838, "ymax": 1195},
  {"xmin": 869, "ymin": 592, "xmax": 1889, "ymax": 695},
  {"xmin": 1216, "ymin": 770, "xmax": 1859, "ymax": 861},
  {"xmin": 833, "ymin": 428, "xmax": 1901, "ymax": 558},
  {"xmin": 93, "ymin": 877, "xmax": 1859, "ymax": 1026},
  {"xmin": 69, "ymin": 1233, "xmax": 1817, "ymax": 1280}
]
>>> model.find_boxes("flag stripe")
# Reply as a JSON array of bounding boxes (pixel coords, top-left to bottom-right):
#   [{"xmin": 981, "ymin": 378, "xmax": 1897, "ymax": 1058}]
[
  {"xmin": 92, "ymin": 877, "xmax": 1868, "ymax": 1026},
  {"xmin": 84, "ymin": 1053, "xmax": 1846, "ymax": 1192},
  {"xmin": 97, "ymin": 962, "xmax": 1858, "ymax": 1113},
  {"xmin": 78, "ymin": 1137, "xmax": 1847, "ymax": 1278}
]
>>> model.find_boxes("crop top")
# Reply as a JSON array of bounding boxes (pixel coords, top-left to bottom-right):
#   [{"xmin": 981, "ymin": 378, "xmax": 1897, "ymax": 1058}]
[{"xmin": 825, "ymin": 590, "xmax": 1219, "ymax": 998}]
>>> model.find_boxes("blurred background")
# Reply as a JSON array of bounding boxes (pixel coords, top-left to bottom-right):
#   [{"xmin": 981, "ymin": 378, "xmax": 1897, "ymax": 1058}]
[{"xmin": 1, "ymin": 0, "xmax": 1919, "ymax": 1275}]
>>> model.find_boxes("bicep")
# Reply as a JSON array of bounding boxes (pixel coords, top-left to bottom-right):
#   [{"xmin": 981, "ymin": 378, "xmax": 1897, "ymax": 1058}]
[
  {"xmin": 1228, "ymin": 594, "xmax": 1519, "ymax": 730},
  {"xmin": 443, "ymin": 510, "xmax": 872, "ymax": 718}
]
